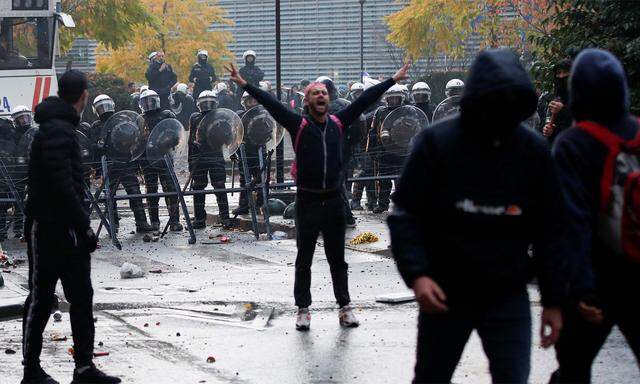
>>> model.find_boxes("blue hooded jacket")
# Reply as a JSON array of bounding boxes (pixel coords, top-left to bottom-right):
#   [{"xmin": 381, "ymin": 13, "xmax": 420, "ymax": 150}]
[{"xmin": 553, "ymin": 48, "xmax": 640, "ymax": 302}]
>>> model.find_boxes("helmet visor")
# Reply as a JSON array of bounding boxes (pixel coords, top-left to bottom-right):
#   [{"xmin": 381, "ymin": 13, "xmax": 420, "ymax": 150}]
[
  {"xmin": 13, "ymin": 111, "xmax": 32, "ymax": 127},
  {"xmin": 140, "ymin": 95, "xmax": 161, "ymax": 113},
  {"xmin": 94, "ymin": 99, "xmax": 115, "ymax": 117}
]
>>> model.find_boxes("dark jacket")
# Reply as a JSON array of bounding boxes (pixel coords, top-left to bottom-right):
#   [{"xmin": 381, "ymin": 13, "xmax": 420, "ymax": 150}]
[
  {"xmin": 553, "ymin": 49, "xmax": 639, "ymax": 303},
  {"xmin": 189, "ymin": 61, "xmax": 216, "ymax": 99},
  {"xmin": 239, "ymin": 63, "xmax": 264, "ymax": 87},
  {"xmin": 388, "ymin": 49, "xmax": 568, "ymax": 307},
  {"xmin": 188, "ymin": 110, "xmax": 224, "ymax": 166},
  {"xmin": 146, "ymin": 61, "xmax": 178, "ymax": 97},
  {"xmin": 244, "ymin": 78, "xmax": 395, "ymax": 192},
  {"xmin": 370, "ymin": 104, "xmax": 403, "ymax": 165},
  {"xmin": 27, "ymin": 97, "xmax": 89, "ymax": 230}
]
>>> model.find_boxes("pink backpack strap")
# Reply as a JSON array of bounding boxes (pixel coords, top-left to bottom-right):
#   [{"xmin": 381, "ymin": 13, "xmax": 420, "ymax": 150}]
[
  {"xmin": 330, "ymin": 115, "xmax": 344, "ymax": 136},
  {"xmin": 294, "ymin": 118, "xmax": 309, "ymax": 152}
]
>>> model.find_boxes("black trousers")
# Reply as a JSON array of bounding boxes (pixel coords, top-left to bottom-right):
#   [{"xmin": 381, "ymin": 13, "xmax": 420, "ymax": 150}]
[
  {"xmin": 376, "ymin": 163, "xmax": 401, "ymax": 209},
  {"xmin": 294, "ymin": 191, "xmax": 350, "ymax": 308},
  {"xmin": 550, "ymin": 294, "xmax": 640, "ymax": 383},
  {"xmin": 238, "ymin": 148, "xmax": 268, "ymax": 209},
  {"xmin": 414, "ymin": 291, "xmax": 531, "ymax": 384},
  {"xmin": 108, "ymin": 163, "xmax": 148, "ymax": 225},
  {"xmin": 352, "ymin": 153, "xmax": 376, "ymax": 208},
  {"xmin": 143, "ymin": 165, "xmax": 179, "ymax": 225},
  {"xmin": 191, "ymin": 158, "xmax": 229, "ymax": 221},
  {"xmin": 22, "ymin": 221, "xmax": 95, "ymax": 368}
]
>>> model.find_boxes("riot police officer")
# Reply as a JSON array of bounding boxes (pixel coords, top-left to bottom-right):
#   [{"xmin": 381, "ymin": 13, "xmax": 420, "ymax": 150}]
[
  {"xmin": 369, "ymin": 83, "xmax": 405, "ymax": 213},
  {"xmin": 411, "ymin": 82, "xmax": 434, "ymax": 123},
  {"xmin": 348, "ymin": 82, "xmax": 364, "ymax": 102},
  {"xmin": 0, "ymin": 117, "xmax": 18, "ymax": 241},
  {"xmin": 188, "ymin": 90, "xmax": 231, "ymax": 229},
  {"xmin": 432, "ymin": 79, "xmax": 464, "ymax": 122},
  {"xmin": 170, "ymin": 83, "xmax": 196, "ymax": 128},
  {"xmin": 9, "ymin": 105, "xmax": 33, "ymax": 237},
  {"xmin": 139, "ymin": 89, "xmax": 182, "ymax": 231},
  {"xmin": 189, "ymin": 49, "xmax": 216, "ymax": 100},
  {"xmin": 233, "ymin": 91, "xmax": 267, "ymax": 215},
  {"xmin": 236, "ymin": 50, "xmax": 264, "ymax": 102},
  {"xmin": 215, "ymin": 82, "xmax": 236, "ymax": 110},
  {"xmin": 92, "ymin": 94, "xmax": 153, "ymax": 233},
  {"xmin": 351, "ymin": 79, "xmax": 382, "ymax": 211}
]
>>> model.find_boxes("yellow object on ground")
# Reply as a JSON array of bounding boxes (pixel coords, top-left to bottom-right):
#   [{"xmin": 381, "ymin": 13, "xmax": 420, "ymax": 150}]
[{"xmin": 349, "ymin": 232, "xmax": 380, "ymax": 245}]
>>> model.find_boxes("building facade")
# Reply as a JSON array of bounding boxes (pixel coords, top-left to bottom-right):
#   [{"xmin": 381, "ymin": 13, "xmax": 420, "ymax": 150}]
[{"xmin": 214, "ymin": 0, "xmax": 408, "ymax": 87}]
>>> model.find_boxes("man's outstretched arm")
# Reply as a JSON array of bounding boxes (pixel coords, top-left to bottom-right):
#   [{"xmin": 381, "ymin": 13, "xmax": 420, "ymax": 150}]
[
  {"xmin": 226, "ymin": 63, "xmax": 301, "ymax": 135},
  {"xmin": 336, "ymin": 62, "xmax": 411, "ymax": 126}
]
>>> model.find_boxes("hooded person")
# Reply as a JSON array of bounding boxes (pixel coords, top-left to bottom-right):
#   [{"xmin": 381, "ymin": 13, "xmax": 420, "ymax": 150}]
[
  {"xmin": 189, "ymin": 49, "xmax": 217, "ymax": 100},
  {"xmin": 145, "ymin": 51, "xmax": 178, "ymax": 111},
  {"xmin": 388, "ymin": 49, "xmax": 567, "ymax": 384},
  {"xmin": 537, "ymin": 58, "xmax": 573, "ymax": 142},
  {"xmin": 549, "ymin": 49, "xmax": 640, "ymax": 384}
]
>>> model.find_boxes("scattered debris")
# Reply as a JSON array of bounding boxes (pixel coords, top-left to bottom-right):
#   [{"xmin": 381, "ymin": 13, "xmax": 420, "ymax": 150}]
[
  {"xmin": 50, "ymin": 334, "xmax": 67, "ymax": 342},
  {"xmin": 151, "ymin": 236, "xmax": 160, "ymax": 242},
  {"xmin": 155, "ymin": 322, "xmax": 160, "ymax": 326},
  {"xmin": 68, "ymin": 347, "xmax": 75, "ymax": 356},
  {"xmin": 130, "ymin": 231, "xmax": 135, "ymax": 235},
  {"xmin": 143, "ymin": 323, "xmax": 149, "ymax": 327},
  {"xmin": 375, "ymin": 291, "xmax": 416, "ymax": 304},
  {"xmin": 0, "ymin": 273, "xmax": 3, "ymax": 288},
  {"xmin": 93, "ymin": 351, "xmax": 109, "ymax": 357},
  {"xmin": 349, "ymin": 232, "xmax": 380, "ymax": 245},
  {"xmin": 53, "ymin": 311, "xmax": 62, "ymax": 322},
  {"xmin": 149, "ymin": 269, "xmax": 163, "ymax": 274},
  {"xmin": 5, "ymin": 348, "xmax": 16, "ymax": 354},
  {"xmin": 206, "ymin": 356, "xmax": 216, "ymax": 363},
  {"xmin": 272, "ymin": 231, "xmax": 288, "ymax": 240},
  {"xmin": 120, "ymin": 262, "xmax": 145, "ymax": 279},
  {"xmin": 98, "ymin": 341, "xmax": 104, "ymax": 347},
  {"xmin": 142, "ymin": 234, "xmax": 152, "ymax": 243},
  {"xmin": 176, "ymin": 332, "xmax": 181, "ymax": 337}
]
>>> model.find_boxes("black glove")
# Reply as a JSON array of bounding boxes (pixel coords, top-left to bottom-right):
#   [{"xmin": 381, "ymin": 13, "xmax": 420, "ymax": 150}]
[{"xmin": 79, "ymin": 227, "xmax": 98, "ymax": 253}]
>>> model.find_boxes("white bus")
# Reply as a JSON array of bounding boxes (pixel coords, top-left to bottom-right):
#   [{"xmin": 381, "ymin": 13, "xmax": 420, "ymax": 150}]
[{"xmin": 0, "ymin": 0, "xmax": 73, "ymax": 117}]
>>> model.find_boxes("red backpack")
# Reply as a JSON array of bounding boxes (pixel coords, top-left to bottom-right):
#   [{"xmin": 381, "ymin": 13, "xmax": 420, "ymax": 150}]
[
  {"xmin": 290, "ymin": 115, "xmax": 344, "ymax": 181},
  {"xmin": 577, "ymin": 120, "xmax": 640, "ymax": 263}
]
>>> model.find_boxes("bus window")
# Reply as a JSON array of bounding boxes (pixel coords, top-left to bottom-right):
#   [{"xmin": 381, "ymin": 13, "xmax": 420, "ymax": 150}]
[{"xmin": 0, "ymin": 17, "xmax": 54, "ymax": 70}]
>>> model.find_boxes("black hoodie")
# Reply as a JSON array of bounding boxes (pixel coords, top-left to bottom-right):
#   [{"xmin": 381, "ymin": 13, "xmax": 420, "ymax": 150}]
[
  {"xmin": 388, "ymin": 49, "xmax": 568, "ymax": 307},
  {"xmin": 27, "ymin": 96, "xmax": 89, "ymax": 230},
  {"xmin": 553, "ymin": 49, "xmax": 639, "ymax": 303}
]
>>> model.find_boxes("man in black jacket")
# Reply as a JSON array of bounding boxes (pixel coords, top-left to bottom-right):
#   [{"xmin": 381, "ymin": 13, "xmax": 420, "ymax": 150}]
[
  {"xmin": 22, "ymin": 70, "xmax": 120, "ymax": 384},
  {"xmin": 235, "ymin": 50, "xmax": 264, "ymax": 103},
  {"xmin": 549, "ymin": 49, "xmax": 640, "ymax": 383},
  {"xmin": 538, "ymin": 59, "xmax": 572, "ymax": 142},
  {"xmin": 146, "ymin": 51, "xmax": 177, "ymax": 111},
  {"xmin": 226, "ymin": 61, "xmax": 410, "ymax": 331},
  {"xmin": 189, "ymin": 49, "xmax": 216, "ymax": 100},
  {"xmin": 388, "ymin": 50, "xmax": 566, "ymax": 384}
]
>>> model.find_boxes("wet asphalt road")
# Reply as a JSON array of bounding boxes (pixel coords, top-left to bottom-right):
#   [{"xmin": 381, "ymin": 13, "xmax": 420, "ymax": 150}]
[{"xmin": 1, "ymin": 208, "xmax": 638, "ymax": 383}]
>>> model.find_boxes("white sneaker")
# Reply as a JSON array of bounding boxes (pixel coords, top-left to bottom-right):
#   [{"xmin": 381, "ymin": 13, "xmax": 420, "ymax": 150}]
[
  {"xmin": 296, "ymin": 308, "xmax": 311, "ymax": 331},
  {"xmin": 339, "ymin": 305, "xmax": 360, "ymax": 328}
]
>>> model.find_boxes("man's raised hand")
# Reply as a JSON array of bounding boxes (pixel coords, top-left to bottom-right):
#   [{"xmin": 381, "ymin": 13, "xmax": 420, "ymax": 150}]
[
  {"xmin": 393, "ymin": 61, "xmax": 412, "ymax": 83},
  {"xmin": 225, "ymin": 63, "xmax": 247, "ymax": 88}
]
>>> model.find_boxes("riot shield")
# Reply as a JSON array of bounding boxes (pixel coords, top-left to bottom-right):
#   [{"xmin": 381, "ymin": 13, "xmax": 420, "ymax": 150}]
[
  {"xmin": 196, "ymin": 108, "xmax": 244, "ymax": 160},
  {"xmin": 75, "ymin": 130, "xmax": 93, "ymax": 164},
  {"xmin": 241, "ymin": 105, "xmax": 284, "ymax": 151},
  {"xmin": 432, "ymin": 95, "xmax": 462, "ymax": 123},
  {"xmin": 15, "ymin": 126, "xmax": 38, "ymax": 166},
  {"xmin": 102, "ymin": 110, "xmax": 147, "ymax": 162},
  {"xmin": 379, "ymin": 105, "xmax": 428, "ymax": 154},
  {"xmin": 0, "ymin": 121, "xmax": 16, "ymax": 165},
  {"xmin": 145, "ymin": 118, "xmax": 187, "ymax": 165}
]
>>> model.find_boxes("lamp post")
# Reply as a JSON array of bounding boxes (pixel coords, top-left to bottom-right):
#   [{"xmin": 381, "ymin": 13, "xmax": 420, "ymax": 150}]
[
  {"xmin": 359, "ymin": 0, "xmax": 365, "ymax": 83},
  {"xmin": 275, "ymin": 0, "xmax": 284, "ymax": 184}
]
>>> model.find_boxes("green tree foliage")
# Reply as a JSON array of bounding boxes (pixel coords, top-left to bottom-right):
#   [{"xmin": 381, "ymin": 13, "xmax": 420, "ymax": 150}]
[
  {"xmin": 533, "ymin": 0, "xmax": 640, "ymax": 111},
  {"xmin": 60, "ymin": 0, "xmax": 156, "ymax": 52},
  {"xmin": 82, "ymin": 73, "xmax": 133, "ymax": 123}
]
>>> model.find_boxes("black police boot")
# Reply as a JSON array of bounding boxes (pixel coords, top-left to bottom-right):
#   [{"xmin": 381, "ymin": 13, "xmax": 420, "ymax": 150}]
[
  {"xmin": 71, "ymin": 364, "xmax": 121, "ymax": 384},
  {"xmin": 372, "ymin": 205, "xmax": 388, "ymax": 214},
  {"xmin": 169, "ymin": 222, "xmax": 183, "ymax": 232},
  {"xmin": 232, "ymin": 206, "xmax": 249, "ymax": 216},
  {"xmin": 350, "ymin": 200, "xmax": 364, "ymax": 211},
  {"xmin": 192, "ymin": 219, "xmax": 206, "ymax": 229},
  {"xmin": 21, "ymin": 365, "xmax": 59, "ymax": 384},
  {"xmin": 149, "ymin": 207, "xmax": 160, "ymax": 231},
  {"xmin": 135, "ymin": 222, "xmax": 154, "ymax": 233}
]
